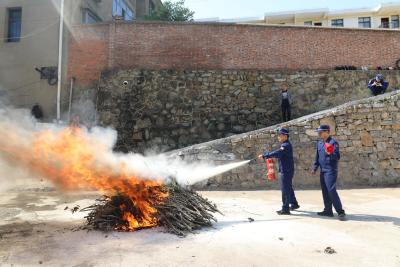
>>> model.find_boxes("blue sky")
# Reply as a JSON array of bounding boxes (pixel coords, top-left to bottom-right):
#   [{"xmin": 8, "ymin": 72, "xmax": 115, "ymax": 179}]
[{"xmin": 170, "ymin": 0, "xmax": 400, "ymax": 19}]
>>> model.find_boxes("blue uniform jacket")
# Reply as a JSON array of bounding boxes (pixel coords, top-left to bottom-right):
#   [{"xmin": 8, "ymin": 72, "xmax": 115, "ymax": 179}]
[
  {"xmin": 263, "ymin": 140, "xmax": 294, "ymax": 175},
  {"xmin": 313, "ymin": 136, "xmax": 340, "ymax": 173},
  {"xmin": 368, "ymin": 79, "xmax": 389, "ymax": 94}
]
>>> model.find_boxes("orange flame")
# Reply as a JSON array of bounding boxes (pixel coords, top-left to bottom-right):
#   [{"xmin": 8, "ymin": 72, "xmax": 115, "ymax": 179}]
[{"xmin": 0, "ymin": 125, "xmax": 167, "ymax": 230}]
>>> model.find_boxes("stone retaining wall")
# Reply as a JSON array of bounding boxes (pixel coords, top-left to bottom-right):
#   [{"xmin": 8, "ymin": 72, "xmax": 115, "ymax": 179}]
[
  {"xmin": 171, "ymin": 91, "xmax": 400, "ymax": 189},
  {"xmin": 97, "ymin": 69, "xmax": 400, "ymax": 153}
]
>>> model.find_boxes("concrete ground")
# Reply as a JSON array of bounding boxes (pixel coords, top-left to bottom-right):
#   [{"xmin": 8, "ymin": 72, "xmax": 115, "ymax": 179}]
[{"xmin": 0, "ymin": 185, "xmax": 399, "ymax": 267}]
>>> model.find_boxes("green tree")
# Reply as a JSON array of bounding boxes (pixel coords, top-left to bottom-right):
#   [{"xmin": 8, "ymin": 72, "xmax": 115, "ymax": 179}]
[{"xmin": 145, "ymin": 0, "xmax": 195, "ymax": 22}]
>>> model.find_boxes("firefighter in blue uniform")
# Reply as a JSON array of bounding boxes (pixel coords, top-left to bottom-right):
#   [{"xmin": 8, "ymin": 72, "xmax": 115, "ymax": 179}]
[
  {"xmin": 368, "ymin": 74, "xmax": 389, "ymax": 96},
  {"xmin": 312, "ymin": 125, "xmax": 346, "ymax": 221},
  {"xmin": 259, "ymin": 128, "xmax": 300, "ymax": 215}
]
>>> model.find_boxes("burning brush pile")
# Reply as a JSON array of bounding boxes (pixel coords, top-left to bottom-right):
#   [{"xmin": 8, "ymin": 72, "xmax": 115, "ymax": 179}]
[
  {"xmin": 82, "ymin": 180, "xmax": 220, "ymax": 236},
  {"xmin": 0, "ymin": 113, "xmax": 224, "ymax": 237}
]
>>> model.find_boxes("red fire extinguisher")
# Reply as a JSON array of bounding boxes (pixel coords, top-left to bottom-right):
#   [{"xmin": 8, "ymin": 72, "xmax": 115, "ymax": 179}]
[
  {"xmin": 258, "ymin": 155, "xmax": 277, "ymax": 181},
  {"xmin": 266, "ymin": 158, "xmax": 277, "ymax": 181},
  {"xmin": 325, "ymin": 143, "xmax": 334, "ymax": 155}
]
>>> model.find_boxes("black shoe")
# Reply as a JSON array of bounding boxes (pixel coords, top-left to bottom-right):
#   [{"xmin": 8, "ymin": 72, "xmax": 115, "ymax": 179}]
[
  {"xmin": 338, "ymin": 211, "xmax": 346, "ymax": 221},
  {"xmin": 317, "ymin": 211, "xmax": 334, "ymax": 217},
  {"xmin": 276, "ymin": 210, "xmax": 291, "ymax": 215},
  {"xmin": 290, "ymin": 204, "xmax": 300, "ymax": 211}
]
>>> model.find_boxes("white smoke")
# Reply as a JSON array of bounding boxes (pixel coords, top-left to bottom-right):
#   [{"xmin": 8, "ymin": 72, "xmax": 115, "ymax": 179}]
[
  {"xmin": 0, "ymin": 103, "xmax": 248, "ymax": 191},
  {"xmin": 0, "ymin": 105, "xmax": 43, "ymax": 191}
]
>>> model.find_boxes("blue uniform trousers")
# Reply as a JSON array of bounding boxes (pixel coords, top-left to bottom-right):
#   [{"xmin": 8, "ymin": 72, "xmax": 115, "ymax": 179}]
[
  {"xmin": 320, "ymin": 171, "xmax": 344, "ymax": 214},
  {"xmin": 279, "ymin": 172, "xmax": 298, "ymax": 212}
]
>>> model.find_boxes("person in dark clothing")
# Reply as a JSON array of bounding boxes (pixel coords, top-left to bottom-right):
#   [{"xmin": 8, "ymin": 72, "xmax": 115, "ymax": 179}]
[
  {"xmin": 312, "ymin": 124, "xmax": 346, "ymax": 221},
  {"xmin": 368, "ymin": 74, "xmax": 389, "ymax": 96},
  {"xmin": 31, "ymin": 104, "xmax": 44, "ymax": 120},
  {"xmin": 280, "ymin": 84, "xmax": 292, "ymax": 122},
  {"xmin": 259, "ymin": 128, "xmax": 300, "ymax": 215}
]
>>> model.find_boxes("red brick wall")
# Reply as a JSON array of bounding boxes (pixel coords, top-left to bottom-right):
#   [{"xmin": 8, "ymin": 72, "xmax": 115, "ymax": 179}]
[
  {"xmin": 67, "ymin": 24, "xmax": 110, "ymax": 86},
  {"xmin": 68, "ymin": 22, "xmax": 400, "ymax": 86}
]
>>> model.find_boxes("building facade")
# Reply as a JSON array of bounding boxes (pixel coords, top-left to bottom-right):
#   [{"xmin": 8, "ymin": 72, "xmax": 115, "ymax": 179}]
[
  {"xmin": 263, "ymin": 3, "xmax": 400, "ymax": 29},
  {"xmin": 0, "ymin": 0, "xmax": 162, "ymax": 120}
]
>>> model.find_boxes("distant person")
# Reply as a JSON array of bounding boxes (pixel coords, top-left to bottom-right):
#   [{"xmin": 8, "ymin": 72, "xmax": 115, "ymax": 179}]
[
  {"xmin": 368, "ymin": 74, "xmax": 388, "ymax": 96},
  {"xmin": 259, "ymin": 128, "xmax": 300, "ymax": 215},
  {"xmin": 311, "ymin": 125, "xmax": 346, "ymax": 221},
  {"xmin": 31, "ymin": 104, "xmax": 44, "ymax": 121},
  {"xmin": 279, "ymin": 84, "xmax": 292, "ymax": 122},
  {"xmin": 70, "ymin": 115, "xmax": 80, "ymax": 128}
]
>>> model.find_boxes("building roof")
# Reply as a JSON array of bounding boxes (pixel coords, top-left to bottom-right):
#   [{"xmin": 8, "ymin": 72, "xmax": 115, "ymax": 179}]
[
  {"xmin": 265, "ymin": 2, "xmax": 400, "ymax": 20},
  {"xmin": 195, "ymin": 16, "xmax": 264, "ymax": 23},
  {"xmin": 195, "ymin": 2, "xmax": 400, "ymax": 24}
]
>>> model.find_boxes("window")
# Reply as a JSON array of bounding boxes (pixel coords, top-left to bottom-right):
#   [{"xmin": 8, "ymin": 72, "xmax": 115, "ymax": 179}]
[
  {"xmin": 314, "ymin": 22, "xmax": 322, "ymax": 26},
  {"xmin": 381, "ymin": 18, "xmax": 389, "ymax": 28},
  {"xmin": 83, "ymin": 9, "xmax": 101, "ymax": 24},
  {"xmin": 113, "ymin": 0, "xmax": 134, "ymax": 20},
  {"xmin": 304, "ymin": 21, "xmax": 313, "ymax": 26},
  {"xmin": 392, "ymin": 15, "xmax": 399, "ymax": 28},
  {"xmin": 358, "ymin": 17, "xmax": 371, "ymax": 28},
  {"xmin": 7, "ymin": 7, "xmax": 22, "ymax": 42},
  {"xmin": 331, "ymin": 19, "xmax": 344, "ymax": 27}
]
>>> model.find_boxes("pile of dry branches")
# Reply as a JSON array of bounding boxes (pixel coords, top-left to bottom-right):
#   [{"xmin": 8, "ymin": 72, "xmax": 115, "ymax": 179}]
[{"xmin": 81, "ymin": 180, "xmax": 221, "ymax": 236}]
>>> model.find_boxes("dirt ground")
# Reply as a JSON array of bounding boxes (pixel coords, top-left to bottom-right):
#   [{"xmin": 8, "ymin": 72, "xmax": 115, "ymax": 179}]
[{"xmin": 0, "ymin": 184, "xmax": 399, "ymax": 267}]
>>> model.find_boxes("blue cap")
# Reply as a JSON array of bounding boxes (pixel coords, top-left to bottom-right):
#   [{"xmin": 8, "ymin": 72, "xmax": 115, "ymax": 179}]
[
  {"xmin": 277, "ymin": 128, "xmax": 289, "ymax": 135},
  {"xmin": 376, "ymin": 74, "xmax": 384, "ymax": 81},
  {"xmin": 316, "ymin": 124, "xmax": 330, "ymax": 132}
]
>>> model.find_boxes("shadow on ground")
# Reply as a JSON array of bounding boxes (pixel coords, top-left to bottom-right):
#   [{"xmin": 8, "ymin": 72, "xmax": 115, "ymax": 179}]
[{"xmin": 291, "ymin": 210, "xmax": 400, "ymax": 226}]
